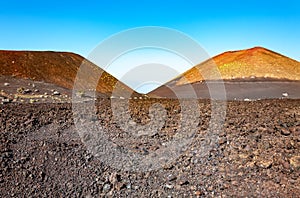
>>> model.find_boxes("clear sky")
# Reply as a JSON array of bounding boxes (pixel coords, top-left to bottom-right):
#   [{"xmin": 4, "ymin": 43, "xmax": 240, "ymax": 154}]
[{"xmin": 1, "ymin": 0, "xmax": 299, "ymax": 92}]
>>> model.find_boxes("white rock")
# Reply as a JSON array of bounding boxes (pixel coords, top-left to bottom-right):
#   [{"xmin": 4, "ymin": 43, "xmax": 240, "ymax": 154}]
[
  {"xmin": 165, "ymin": 184, "xmax": 173, "ymax": 189},
  {"xmin": 129, "ymin": 120, "xmax": 136, "ymax": 126},
  {"xmin": 282, "ymin": 92, "xmax": 288, "ymax": 97},
  {"xmin": 4, "ymin": 83, "xmax": 9, "ymax": 86},
  {"xmin": 1, "ymin": 98, "xmax": 11, "ymax": 104},
  {"xmin": 24, "ymin": 89, "xmax": 31, "ymax": 93},
  {"xmin": 53, "ymin": 91, "xmax": 60, "ymax": 95},
  {"xmin": 244, "ymin": 98, "xmax": 251, "ymax": 102}
]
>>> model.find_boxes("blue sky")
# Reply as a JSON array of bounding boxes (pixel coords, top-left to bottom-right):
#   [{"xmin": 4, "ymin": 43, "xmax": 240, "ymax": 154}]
[
  {"xmin": 1, "ymin": 0, "xmax": 299, "ymax": 92},
  {"xmin": 1, "ymin": 0, "xmax": 299, "ymax": 59}
]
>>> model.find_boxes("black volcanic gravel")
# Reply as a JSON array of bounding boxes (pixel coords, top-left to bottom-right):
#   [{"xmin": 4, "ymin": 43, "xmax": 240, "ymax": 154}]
[{"xmin": 0, "ymin": 99, "xmax": 300, "ymax": 197}]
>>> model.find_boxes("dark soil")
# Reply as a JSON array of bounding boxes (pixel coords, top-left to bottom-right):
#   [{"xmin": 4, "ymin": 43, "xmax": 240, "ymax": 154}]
[
  {"xmin": 0, "ymin": 98, "xmax": 300, "ymax": 197},
  {"xmin": 149, "ymin": 78, "xmax": 300, "ymax": 100}
]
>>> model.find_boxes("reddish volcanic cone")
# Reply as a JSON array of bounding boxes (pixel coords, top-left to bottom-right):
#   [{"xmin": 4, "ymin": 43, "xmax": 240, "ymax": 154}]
[
  {"xmin": 0, "ymin": 50, "xmax": 138, "ymax": 97},
  {"xmin": 149, "ymin": 47, "xmax": 300, "ymax": 99},
  {"xmin": 175, "ymin": 47, "xmax": 300, "ymax": 85}
]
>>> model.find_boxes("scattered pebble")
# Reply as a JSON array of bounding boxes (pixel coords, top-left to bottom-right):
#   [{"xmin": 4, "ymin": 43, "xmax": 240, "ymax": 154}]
[
  {"xmin": 24, "ymin": 89, "xmax": 31, "ymax": 93},
  {"xmin": 1, "ymin": 98, "xmax": 11, "ymax": 104},
  {"xmin": 194, "ymin": 190, "xmax": 203, "ymax": 196},
  {"xmin": 256, "ymin": 159, "xmax": 273, "ymax": 169},
  {"xmin": 281, "ymin": 128, "xmax": 291, "ymax": 136},
  {"xmin": 165, "ymin": 184, "xmax": 173, "ymax": 189},
  {"xmin": 282, "ymin": 161, "xmax": 290, "ymax": 169},
  {"xmin": 102, "ymin": 183, "xmax": 111, "ymax": 192},
  {"xmin": 289, "ymin": 156, "xmax": 300, "ymax": 169},
  {"xmin": 53, "ymin": 91, "xmax": 60, "ymax": 95}
]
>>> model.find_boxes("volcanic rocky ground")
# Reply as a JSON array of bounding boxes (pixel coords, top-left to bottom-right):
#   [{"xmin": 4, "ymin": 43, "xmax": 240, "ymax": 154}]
[{"xmin": 1, "ymin": 94, "xmax": 300, "ymax": 197}]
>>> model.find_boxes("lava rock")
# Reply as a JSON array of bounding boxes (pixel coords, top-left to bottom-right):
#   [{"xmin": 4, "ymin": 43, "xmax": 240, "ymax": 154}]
[{"xmin": 289, "ymin": 156, "xmax": 300, "ymax": 169}]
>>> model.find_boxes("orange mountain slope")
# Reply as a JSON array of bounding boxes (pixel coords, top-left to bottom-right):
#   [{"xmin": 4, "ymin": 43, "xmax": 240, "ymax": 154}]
[
  {"xmin": 174, "ymin": 47, "xmax": 300, "ymax": 86},
  {"xmin": 0, "ymin": 50, "xmax": 137, "ymax": 96}
]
